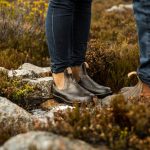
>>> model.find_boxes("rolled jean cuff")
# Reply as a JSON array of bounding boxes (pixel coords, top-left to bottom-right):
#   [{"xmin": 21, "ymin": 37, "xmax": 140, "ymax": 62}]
[
  {"xmin": 51, "ymin": 63, "xmax": 69, "ymax": 73},
  {"xmin": 70, "ymin": 60, "xmax": 85, "ymax": 67}
]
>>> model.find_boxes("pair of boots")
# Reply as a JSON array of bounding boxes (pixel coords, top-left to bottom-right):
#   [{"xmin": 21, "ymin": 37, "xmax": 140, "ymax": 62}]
[{"xmin": 52, "ymin": 62, "xmax": 112, "ymax": 104}]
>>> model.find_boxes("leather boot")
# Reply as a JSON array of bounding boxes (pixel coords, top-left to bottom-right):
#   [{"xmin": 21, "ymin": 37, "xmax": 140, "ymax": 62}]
[
  {"xmin": 101, "ymin": 72, "xmax": 150, "ymax": 107},
  {"xmin": 76, "ymin": 62, "xmax": 112, "ymax": 98},
  {"xmin": 52, "ymin": 67, "xmax": 95, "ymax": 104}
]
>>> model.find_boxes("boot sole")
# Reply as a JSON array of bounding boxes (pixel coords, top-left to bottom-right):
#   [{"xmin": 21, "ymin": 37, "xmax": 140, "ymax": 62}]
[
  {"xmin": 53, "ymin": 94, "xmax": 81, "ymax": 105},
  {"xmin": 96, "ymin": 92, "xmax": 113, "ymax": 99},
  {"xmin": 53, "ymin": 94, "xmax": 94, "ymax": 105}
]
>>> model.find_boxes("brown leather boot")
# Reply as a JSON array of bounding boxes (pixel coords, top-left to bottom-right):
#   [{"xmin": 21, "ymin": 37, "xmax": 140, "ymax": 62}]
[
  {"xmin": 101, "ymin": 72, "xmax": 150, "ymax": 107},
  {"xmin": 52, "ymin": 67, "xmax": 95, "ymax": 104},
  {"xmin": 72, "ymin": 62, "xmax": 112, "ymax": 98}
]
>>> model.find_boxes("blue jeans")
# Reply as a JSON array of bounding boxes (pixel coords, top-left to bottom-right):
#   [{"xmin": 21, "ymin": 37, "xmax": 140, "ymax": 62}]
[
  {"xmin": 45, "ymin": 0, "xmax": 92, "ymax": 73},
  {"xmin": 133, "ymin": 0, "xmax": 150, "ymax": 85}
]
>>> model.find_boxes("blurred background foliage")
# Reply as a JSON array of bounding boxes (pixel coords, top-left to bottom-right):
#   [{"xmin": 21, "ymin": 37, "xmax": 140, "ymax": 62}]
[
  {"xmin": 0, "ymin": 0, "xmax": 49, "ymax": 67},
  {"xmin": 0, "ymin": 0, "xmax": 138, "ymax": 91}
]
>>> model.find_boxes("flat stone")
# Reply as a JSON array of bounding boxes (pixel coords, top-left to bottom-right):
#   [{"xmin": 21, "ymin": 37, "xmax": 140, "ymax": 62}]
[
  {"xmin": 18, "ymin": 63, "xmax": 51, "ymax": 76},
  {"xmin": 1, "ymin": 131, "xmax": 99, "ymax": 150},
  {"xmin": 7, "ymin": 63, "xmax": 51, "ymax": 78},
  {"xmin": 8, "ymin": 69, "xmax": 34, "ymax": 78}
]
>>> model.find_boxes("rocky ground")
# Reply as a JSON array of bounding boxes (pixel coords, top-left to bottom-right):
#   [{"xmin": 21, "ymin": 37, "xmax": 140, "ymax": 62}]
[
  {"xmin": 0, "ymin": 63, "xmax": 108, "ymax": 150},
  {"xmin": 0, "ymin": 3, "xmax": 140, "ymax": 150}
]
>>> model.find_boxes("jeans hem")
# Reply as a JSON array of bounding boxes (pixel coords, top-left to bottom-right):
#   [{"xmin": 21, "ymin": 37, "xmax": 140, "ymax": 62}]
[{"xmin": 137, "ymin": 71, "xmax": 150, "ymax": 86}]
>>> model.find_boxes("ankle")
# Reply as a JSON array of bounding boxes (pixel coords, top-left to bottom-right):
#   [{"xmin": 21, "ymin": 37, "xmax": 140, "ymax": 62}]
[
  {"xmin": 71, "ymin": 66, "xmax": 80, "ymax": 82},
  {"xmin": 52, "ymin": 72, "xmax": 65, "ymax": 90},
  {"xmin": 141, "ymin": 82, "xmax": 150, "ymax": 97}
]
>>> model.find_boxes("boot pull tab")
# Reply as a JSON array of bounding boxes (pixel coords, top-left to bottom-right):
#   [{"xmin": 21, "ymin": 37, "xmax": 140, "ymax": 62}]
[
  {"xmin": 66, "ymin": 67, "xmax": 72, "ymax": 75},
  {"xmin": 128, "ymin": 71, "xmax": 141, "ymax": 82},
  {"xmin": 81, "ymin": 62, "xmax": 89, "ymax": 75},
  {"xmin": 84, "ymin": 62, "xmax": 89, "ymax": 69},
  {"xmin": 64, "ymin": 67, "xmax": 74, "ymax": 83},
  {"xmin": 64, "ymin": 67, "xmax": 72, "ymax": 78}
]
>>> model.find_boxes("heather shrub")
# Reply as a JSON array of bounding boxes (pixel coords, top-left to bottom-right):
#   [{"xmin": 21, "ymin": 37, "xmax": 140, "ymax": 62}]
[
  {"xmin": 0, "ymin": 0, "xmax": 139, "ymax": 91},
  {"xmin": 1, "ymin": 1, "xmax": 150, "ymax": 149},
  {"xmin": 0, "ymin": 0, "xmax": 49, "ymax": 68},
  {"xmin": 86, "ymin": 5, "xmax": 139, "ymax": 91},
  {"xmin": 49, "ymin": 96, "xmax": 150, "ymax": 150}
]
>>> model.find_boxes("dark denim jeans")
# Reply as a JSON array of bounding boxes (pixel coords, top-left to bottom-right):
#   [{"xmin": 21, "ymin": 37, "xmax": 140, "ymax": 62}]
[
  {"xmin": 133, "ymin": 0, "xmax": 150, "ymax": 85},
  {"xmin": 45, "ymin": 0, "xmax": 92, "ymax": 73}
]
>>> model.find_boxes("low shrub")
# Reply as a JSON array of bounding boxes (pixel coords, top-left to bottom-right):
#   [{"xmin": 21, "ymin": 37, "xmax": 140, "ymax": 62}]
[
  {"xmin": 49, "ymin": 96, "xmax": 150, "ymax": 150},
  {"xmin": 86, "ymin": 5, "xmax": 139, "ymax": 91},
  {"xmin": 0, "ymin": 0, "xmax": 49, "ymax": 68},
  {"xmin": 0, "ymin": 0, "xmax": 139, "ymax": 91}
]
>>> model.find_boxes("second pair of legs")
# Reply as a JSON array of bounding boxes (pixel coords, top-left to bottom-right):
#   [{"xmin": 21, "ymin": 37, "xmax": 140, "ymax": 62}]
[{"xmin": 45, "ymin": 0, "xmax": 112, "ymax": 104}]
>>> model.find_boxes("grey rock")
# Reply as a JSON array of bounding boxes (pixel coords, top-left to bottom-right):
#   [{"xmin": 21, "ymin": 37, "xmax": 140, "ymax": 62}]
[
  {"xmin": 32, "ymin": 105, "xmax": 73, "ymax": 125},
  {"xmin": 1, "ymin": 131, "xmax": 99, "ymax": 150},
  {"xmin": 0, "ymin": 97, "xmax": 34, "ymax": 144},
  {"xmin": 0, "ymin": 97, "xmax": 74, "ymax": 144},
  {"xmin": 19, "ymin": 63, "xmax": 51, "ymax": 76},
  {"xmin": 22, "ymin": 77, "xmax": 53, "ymax": 104},
  {"xmin": 8, "ymin": 69, "xmax": 33, "ymax": 78},
  {"xmin": 8, "ymin": 63, "xmax": 51, "ymax": 78},
  {"xmin": 0, "ymin": 97, "xmax": 49, "ymax": 144}
]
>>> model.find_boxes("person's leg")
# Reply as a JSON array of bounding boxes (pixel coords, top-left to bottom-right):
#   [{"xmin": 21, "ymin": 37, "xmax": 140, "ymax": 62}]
[
  {"xmin": 71, "ymin": 0, "xmax": 92, "ymax": 82},
  {"xmin": 102, "ymin": 0, "xmax": 150, "ymax": 105},
  {"xmin": 71, "ymin": 0, "xmax": 92, "ymax": 67},
  {"xmin": 71, "ymin": 0, "xmax": 112, "ymax": 97},
  {"xmin": 45, "ymin": 0, "xmax": 94, "ymax": 103},
  {"xmin": 45, "ymin": 0, "xmax": 74, "ymax": 89},
  {"xmin": 133, "ymin": 0, "xmax": 150, "ymax": 95}
]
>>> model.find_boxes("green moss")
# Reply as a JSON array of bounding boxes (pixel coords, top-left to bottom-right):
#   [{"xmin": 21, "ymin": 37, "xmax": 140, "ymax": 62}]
[{"xmin": 0, "ymin": 71, "xmax": 35, "ymax": 107}]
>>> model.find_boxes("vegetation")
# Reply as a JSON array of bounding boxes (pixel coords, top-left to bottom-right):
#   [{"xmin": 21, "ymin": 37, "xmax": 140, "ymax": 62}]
[
  {"xmin": 0, "ymin": 0, "xmax": 138, "ymax": 91},
  {"xmin": 1, "ymin": 0, "xmax": 150, "ymax": 150},
  {"xmin": 87, "ymin": 0, "xmax": 139, "ymax": 91},
  {"xmin": 0, "ymin": 0, "xmax": 49, "ymax": 68},
  {"xmin": 49, "ymin": 96, "xmax": 150, "ymax": 150},
  {"xmin": 0, "ymin": 71, "xmax": 35, "ymax": 107}
]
